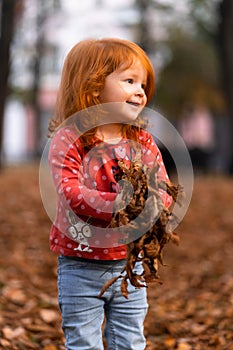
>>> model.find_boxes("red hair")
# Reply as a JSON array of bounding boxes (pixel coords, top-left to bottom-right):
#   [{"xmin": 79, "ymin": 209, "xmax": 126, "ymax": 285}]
[{"xmin": 49, "ymin": 38, "xmax": 155, "ymax": 138}]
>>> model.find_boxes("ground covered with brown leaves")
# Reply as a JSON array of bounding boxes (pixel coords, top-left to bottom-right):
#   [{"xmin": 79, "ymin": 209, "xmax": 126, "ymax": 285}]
[{"xmin": 0, "ymin": 163, "xmax": 232, "ymax": 350}]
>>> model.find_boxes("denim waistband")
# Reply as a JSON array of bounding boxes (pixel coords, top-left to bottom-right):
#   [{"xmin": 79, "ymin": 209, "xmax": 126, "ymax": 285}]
[{"xmin": 60, "ymin": 255, "xmax": 126, "ymax": 265}]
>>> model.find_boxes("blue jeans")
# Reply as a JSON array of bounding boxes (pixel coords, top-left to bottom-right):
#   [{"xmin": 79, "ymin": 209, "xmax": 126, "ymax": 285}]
[{"xmin": 58, "ymin": 255, "xmax": 148, "ymax": 350}]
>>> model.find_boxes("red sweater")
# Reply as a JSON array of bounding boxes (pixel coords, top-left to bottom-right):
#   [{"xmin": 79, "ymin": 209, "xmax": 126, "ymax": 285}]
[{"xmin": 49, "ymin": 126, "xmax": 172, "ymax": 260}]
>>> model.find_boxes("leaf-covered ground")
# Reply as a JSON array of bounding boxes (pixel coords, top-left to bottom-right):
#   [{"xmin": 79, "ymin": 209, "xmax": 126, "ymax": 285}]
[{"xmin": 0, "ymin": 163, "xmax": 232, "ymax": 350}]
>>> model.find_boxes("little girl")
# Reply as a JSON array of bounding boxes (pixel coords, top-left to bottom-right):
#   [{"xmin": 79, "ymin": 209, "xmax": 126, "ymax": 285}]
[{"xmin": 48, "ymin": 38, "xmax": 171, "ymax": 350}]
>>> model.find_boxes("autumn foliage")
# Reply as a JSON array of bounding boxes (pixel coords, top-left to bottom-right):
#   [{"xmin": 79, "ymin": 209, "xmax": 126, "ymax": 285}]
[
  {"xmin": 99, "ymin": 154, "xmax": 184, "ymax": 299},
  {"xmin": 0, "ymin": 165, "xmax": 233, "ymax": 349}
]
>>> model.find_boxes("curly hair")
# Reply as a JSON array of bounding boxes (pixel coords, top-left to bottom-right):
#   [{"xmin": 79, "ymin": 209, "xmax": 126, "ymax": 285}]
[{"xmin": 49, "ymin": 38, "xmax": 155, "ymax": 144}]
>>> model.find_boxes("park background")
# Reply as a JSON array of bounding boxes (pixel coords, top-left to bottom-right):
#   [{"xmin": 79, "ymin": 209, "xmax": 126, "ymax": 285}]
[{"xmin": 0, "ymin": 1, "xmax": 233, "ymax": 349}]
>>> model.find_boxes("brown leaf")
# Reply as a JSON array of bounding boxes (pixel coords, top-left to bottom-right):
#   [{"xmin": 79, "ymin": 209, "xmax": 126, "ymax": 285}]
[
  {"xmin": 40, "ymin": 309, "xmax": 58, "ymax": 324},
  {"xmin": 42, "ymin": 345, "xmax": 59, "ymax": 350},
  {"xmin": 25, "ymin": 324, "xmax": 56, "ymax": 333},
  {"xmin": 2, "ymin": 286, "xmax": 27, "ymax": 305},
  {"xmin": 164, "ymin": 337, "xmax": 176, "ymax": 347},
  {"xmin": 2, "ymin": 326, "xmax": 26, "ymax": 340},
  {"xmin": 177, "ymin": 342, "xmax": 192, "ymax": 350},
  {"xmin": 0, "ymin": 338, "xmax": 11, "ymax": 347}
]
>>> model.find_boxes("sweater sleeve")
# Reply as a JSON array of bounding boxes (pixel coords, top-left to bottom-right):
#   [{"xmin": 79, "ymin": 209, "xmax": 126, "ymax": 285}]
[{"xmin": 49, "ymin": 127, "xmax": 116, "ymax": 221}]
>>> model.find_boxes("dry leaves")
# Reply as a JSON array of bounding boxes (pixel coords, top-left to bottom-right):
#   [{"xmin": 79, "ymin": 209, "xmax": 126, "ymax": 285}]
[
  {"xmin": 0, "ymin": 164, "xmax": 233, "ymax": 349},
  {"xmin": 99, "ymin": 155, "xmax": 184, "ymax": 298}
]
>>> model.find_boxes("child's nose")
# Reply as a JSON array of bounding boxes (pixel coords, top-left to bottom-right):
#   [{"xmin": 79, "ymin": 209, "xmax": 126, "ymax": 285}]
[{"xmin": 135, "ymin": 86, "xmax": 145, "ymax": 96}]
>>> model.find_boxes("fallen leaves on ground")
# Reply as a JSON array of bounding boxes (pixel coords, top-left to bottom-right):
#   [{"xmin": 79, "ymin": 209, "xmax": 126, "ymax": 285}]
[{"xmin": 0, "ymin": 163, "xmax": 232, "ymax": 349}]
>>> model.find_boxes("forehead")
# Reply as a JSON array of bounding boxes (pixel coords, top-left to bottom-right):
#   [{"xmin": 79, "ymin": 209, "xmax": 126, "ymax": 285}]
[{"xmin": 116, "ymin": 59, "xmax": 147, "ymax": 78}]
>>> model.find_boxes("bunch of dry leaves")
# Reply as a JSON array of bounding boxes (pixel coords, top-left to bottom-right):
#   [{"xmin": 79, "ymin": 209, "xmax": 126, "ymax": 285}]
[{"xmin": 99, "ymin": 155, "xmax": 184, "ymax": 299}]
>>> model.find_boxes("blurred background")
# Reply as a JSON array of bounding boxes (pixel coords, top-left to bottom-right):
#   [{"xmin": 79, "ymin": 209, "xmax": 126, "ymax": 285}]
[
  {"xmin": 1, "ymin": 2, "xmax": 233, "ymax": 349},
  {"xmin": 0, "ymin": 0, "xmax": 232, "ymax": 174}
]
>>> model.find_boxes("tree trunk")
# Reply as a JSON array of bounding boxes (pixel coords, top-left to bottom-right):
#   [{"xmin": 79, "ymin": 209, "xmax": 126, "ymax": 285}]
[
  {"xmin": 218, "ymin": 0, "xmax": 233, "ymax": 173},
  {"xmin": 0, "ymin": 0, "xmax": 16, "ymax": 168},
  {"xmin": 135, "ymin": 0, "xmax": 154, "ymax": 53},
  {"xmin": 31, "ymin": 0, "xmax": 46, "ymax": 158}
]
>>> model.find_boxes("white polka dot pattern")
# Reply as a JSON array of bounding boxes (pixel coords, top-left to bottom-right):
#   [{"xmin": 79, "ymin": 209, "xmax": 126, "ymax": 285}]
[{"xmin": 48, "ymin": 126, "xmax": 171, "ymax": 260}]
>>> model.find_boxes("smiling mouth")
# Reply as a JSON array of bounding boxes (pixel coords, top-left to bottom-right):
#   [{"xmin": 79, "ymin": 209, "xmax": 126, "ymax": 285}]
[{"xmin": 126, "ymin": 101, "xmax": 140, "ymax": 107}]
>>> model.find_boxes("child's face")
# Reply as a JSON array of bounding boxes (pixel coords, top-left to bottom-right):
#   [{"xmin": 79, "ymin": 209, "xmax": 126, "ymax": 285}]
[{"xmin": 98, "ymin": 60, "xmax": 148, "ymax": 121}]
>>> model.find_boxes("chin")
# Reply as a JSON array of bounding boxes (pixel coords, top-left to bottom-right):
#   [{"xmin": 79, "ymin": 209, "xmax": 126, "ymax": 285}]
[
  {"xmin": 124, "ymin": 113, "xmax": 139, "ymax": 122},
  {"xmin": 118, "ymin": 103, "xmax": 143, "ymax": 123}
]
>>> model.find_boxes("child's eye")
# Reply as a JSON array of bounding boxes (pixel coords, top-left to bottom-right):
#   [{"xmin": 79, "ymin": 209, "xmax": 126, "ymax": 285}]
[
  {"xmin": 141, "ymin": 84, "xmax": 146, "ymax": 90},
  {"xmin": 126, "ymin": 78, "xmax": 133, "ymax": 84}
]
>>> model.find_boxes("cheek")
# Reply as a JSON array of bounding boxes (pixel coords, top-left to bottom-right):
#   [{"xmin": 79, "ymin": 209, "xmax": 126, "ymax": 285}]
[
  {"xmin": 99, "ymin": 85, "xmax": 115, "ymax": 103},
  {"xmin": 143, "ymin": 95, "xmax": 147, "ymax": 106}
]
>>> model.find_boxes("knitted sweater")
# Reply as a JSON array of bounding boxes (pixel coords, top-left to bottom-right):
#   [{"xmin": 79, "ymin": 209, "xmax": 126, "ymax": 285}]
[{"xmin": 49, "ymin": 126, "xmax": 172, "ymax": 260}]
